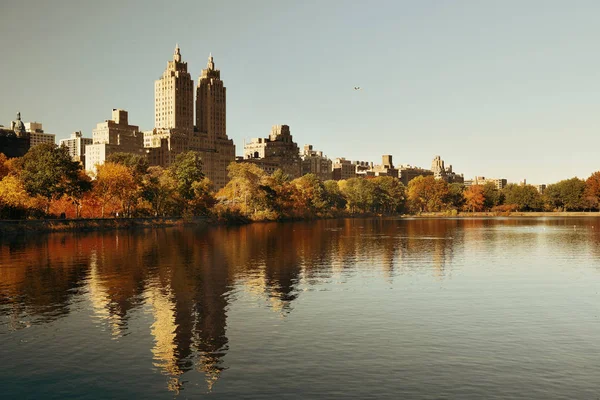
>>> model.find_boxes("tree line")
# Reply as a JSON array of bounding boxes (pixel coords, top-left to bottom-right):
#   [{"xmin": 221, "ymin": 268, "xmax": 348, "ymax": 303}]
[{"xmin": 1, "ymin": 144, "xmax": 600, "ymax": 220}]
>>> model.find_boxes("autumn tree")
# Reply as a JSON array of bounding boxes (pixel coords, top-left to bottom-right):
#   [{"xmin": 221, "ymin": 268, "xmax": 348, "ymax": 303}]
[
  {"xmin": 189, "ymin": 178, "xmax": 216, "ymax": 215},
  {"xmin": 15, "ymin": 143, "xmax": 88, "ymax": 214},
  {"xmin": 583, "ymin": 171, "xmax": 600, "ymax": 211},
  {"xmin": 93, "ymin": 162, "xmax": 137, "ymax": 217},
  {"xmin": 0, "ymin": 153, "xmax": 9, "ymax": 179},
  {"xmin": 218, "ymin": 162, "xmax": 269, "ymax": 215},
  {"xmin": 258, "ymin": 169, "xmax": 294, "ymax": 216},
  {"xmin": 106, "ymin": 152, "xmax": 149, "ymax": 178},
  {"xmin": 463, "ymin": 185, "xmax": 485, "ymax": 212},
  {"xmin": 142, "ymin": 166, "xmax": 177, "ymax": 216},
  {"xmin": 406, "ymin": 175, "xmax": 449, "ymax": 213},
  {"xmin": 0, "ymin": 175, "xmax": 34, "ymax": 218},
  {"xmin": 289, "ymin": 174, "xmax": 328, "ymax": 217}
]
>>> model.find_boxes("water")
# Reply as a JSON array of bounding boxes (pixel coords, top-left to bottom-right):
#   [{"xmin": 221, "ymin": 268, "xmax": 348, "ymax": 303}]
[{"xmin": 1, "ymin": 217, "xmax": 600, "ymax": 399}]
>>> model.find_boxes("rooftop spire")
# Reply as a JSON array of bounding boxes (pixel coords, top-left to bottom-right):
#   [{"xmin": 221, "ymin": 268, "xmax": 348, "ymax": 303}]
[
  {"xmin": 174, "ymin": 44, "xmax": 181, "ymax": 62},
  {"xmin": 207, "ymin": 52, "xmax": 214, "ymax": 70}
]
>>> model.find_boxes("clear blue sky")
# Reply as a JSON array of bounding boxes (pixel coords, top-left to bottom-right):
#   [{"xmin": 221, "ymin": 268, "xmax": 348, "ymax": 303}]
[{"xmin": 1, "ymin": 0, "xmax": 599, "ymax": 184}]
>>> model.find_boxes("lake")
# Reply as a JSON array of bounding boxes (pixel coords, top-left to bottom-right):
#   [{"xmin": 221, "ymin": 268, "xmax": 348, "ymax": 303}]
[{"xmin": 1, "ymin": 217, "xmax": 600, "ymax": 399}]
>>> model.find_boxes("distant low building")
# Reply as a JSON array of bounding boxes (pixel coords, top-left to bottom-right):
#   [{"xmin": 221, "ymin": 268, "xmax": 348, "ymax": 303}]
[
  {"xmin": 0, "ymin": 112, "xmax": 30, "ymax": 158},
  {"xmin": 371, "ymin": 155, "xmax": 398, "ymax": 178},
  {"xmin": 332, "ymin": 157, "xmax": 357, "ymax": 180},
  {"xmin": 431, "ymin": 155, "xmax": 464, "ymax": 184},
  {"xmin": 60, "ymin": 131, "xmax": 93, "ymax": 165},
  {"xmin": 24, "ymin": 122, "xmax": 55, "ymax": 147},
  {"xmin": 398, "ymin": 165, "xmax": 434, "ymax": 186},
  {"xmin": 535, "ymin": 184, "xmax": 546, "ymax": 194},
  {"xmin": 464, "ymin": 176, "xmax": 507, "ymax": 190},
  {"xmin": 301, "ymin": 144, "xmax": 332, "ymax": 181},
  {"xmin": 243, "ymin": 125, "xmax": 302, "ymax": 178},
  {"xmin": 85, "ymin": 109, "xmax": 145, "ymax": 173}
]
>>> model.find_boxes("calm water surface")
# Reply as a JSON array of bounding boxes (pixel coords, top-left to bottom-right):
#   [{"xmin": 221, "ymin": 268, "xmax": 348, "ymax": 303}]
[{"xmin": 1, "ymin": 218, "xmax": 600, "ymax": 399}]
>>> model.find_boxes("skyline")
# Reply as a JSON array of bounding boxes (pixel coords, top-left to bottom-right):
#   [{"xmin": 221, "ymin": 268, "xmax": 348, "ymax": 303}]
[{"xmin": 2, "ymin": 0, "xmax": 600, "ymax": 184}]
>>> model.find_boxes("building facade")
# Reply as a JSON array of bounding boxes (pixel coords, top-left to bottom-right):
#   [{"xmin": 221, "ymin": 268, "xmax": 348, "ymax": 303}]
[
  {"xmin": 24, "ymin": 122, "xmax": 55, "ymax": 147},
  {"xmin": 398, "ymin": 165, "xmax": 434, "ymax": 186},
  {"xmin": 60, "ymin": 131, "xmax": 93, "ymax": 165},
  {"xmin": 431, "ymin": 155, "xmax": 464, "ymax": 184},
  {"xmin": 144, "ymin": 48, "xmax": 235, "ymax": 189},
  {"xmin": 243, "ymin": 125, "xmax": 302, "ymax": 178},
  {"xmin": 154, "ymin": 44, "xmax": 194, "ymax": 134},
  {"xmin": 301, "ymin": 145, "xmax": 332, "ymax": 181},
  {"xmin": 370, "ymin": 155, "xmax": 399, "ymax": 178},
  {"xmin": 194, "ymin": 54, "xmax": 235, "ymax": 189},
  {"xmin": 85, "ymin": 109, "xmax": 145, "ymax": 173},
  {"xmin": 332, "ymin": 158, "xmax": 357, "ymax": 181},
  {"xmin": 464, "ymin": 176, "xmax": 507, "ymax": 190},
  {"xmin": 0, "ymin": 112, "xmax": 29, "ymax": 157}
]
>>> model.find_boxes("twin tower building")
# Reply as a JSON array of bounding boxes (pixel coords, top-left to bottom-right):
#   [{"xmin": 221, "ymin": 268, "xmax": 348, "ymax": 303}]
[
  {"xmin": 148, "ymin": 45, "xmax": 235, "ymax": 189},
  {"xmin": 86, "ymin": 45, "xmax": 234, "ymax": 190}
]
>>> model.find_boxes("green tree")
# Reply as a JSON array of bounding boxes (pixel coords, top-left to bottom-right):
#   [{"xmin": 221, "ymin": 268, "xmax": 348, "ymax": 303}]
[
  {"xmin": 16, "ymin": 143, "xmax": 88, "ymax": 213},
  {"xmin": 323, "ymin": 180, "xmax": 347, "ymax": 211},
  {"xmin": 543, "ymin": 178, "xmax": 585, "ymax": 211},
  {"xmin": 373, "ymin": 176, "xmax": 406, "ymax": 214},
  {"xmin": 339, "ymin": 178, "xmax": 377, "ymax": 213},
  {"xmin": 482, "ymin": 182, "xmax": 503, "ymax": 210},
  {"xmin": 447, "ymin": 183, "xmax": 465, "ymax": 210},
  {"xmin": 142, "ymin": 166, "xmax": 177, "ymax": 216},
  {"xmin": 169, "ymin": 151, "xmax": 205, "ymax": 201},
  {"xmin": 290, "ymin": 174, "xmax": 328, "ymax": 216},
  {"xmin": 502, "ymin": 184, "xmax": 543, "ymax": 211},
  {"xmin": 107, "ymin": 152, "xmax": 149, "ymax": 179}
]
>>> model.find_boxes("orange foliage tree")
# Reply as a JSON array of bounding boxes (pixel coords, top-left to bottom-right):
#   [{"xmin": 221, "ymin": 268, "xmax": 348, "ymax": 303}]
[
  {"xmin": 584, "ymin": 171, "xmax": 600, "ymax": 211},
  {"xmin": 407, "ymin": 175, "xmax": 449, "ymax": 213},
  {"xmin": 463, "ymin": 185, "xmax": 485, "ymax": 212}
]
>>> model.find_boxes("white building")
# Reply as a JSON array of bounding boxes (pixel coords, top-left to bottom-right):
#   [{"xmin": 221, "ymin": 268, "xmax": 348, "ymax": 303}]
[
  {"xmin": 59, "ymin": 131, "xmax": 93, "ymax": 164},
  {"xmin": 85, "ymin": 109, "xmax": 144, "ymax": 174}
]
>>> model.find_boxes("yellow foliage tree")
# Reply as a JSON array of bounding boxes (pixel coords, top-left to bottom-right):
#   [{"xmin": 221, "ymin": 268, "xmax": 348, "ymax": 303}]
[{"xmin": 93, "ymin": 162, "xmax": 136, "ymax": 217}]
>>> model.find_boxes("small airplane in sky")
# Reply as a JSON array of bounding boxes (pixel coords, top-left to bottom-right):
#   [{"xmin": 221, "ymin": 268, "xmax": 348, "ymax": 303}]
[{"xmin": 354, "ymin": 86, "xmax": 362, "ymax": 91}]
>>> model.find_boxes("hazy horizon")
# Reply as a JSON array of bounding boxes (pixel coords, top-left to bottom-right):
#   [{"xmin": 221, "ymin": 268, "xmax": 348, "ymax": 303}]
[{"xmin": 2, "ymin": 0, "xmax": 599, "ymax": 184}]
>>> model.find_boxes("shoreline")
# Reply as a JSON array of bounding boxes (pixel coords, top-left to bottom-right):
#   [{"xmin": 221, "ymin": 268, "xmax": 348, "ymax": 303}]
[
  {"xmin": 0, "ymin": 216, "xmax": 210, "ymax": 235},
  {"xmin": 2, "ymin": 212, "xmax": 600, "ymax": 235},
  {"xmin": 408, "ymin": 211, "xmax": 600, "ymax": 218}
]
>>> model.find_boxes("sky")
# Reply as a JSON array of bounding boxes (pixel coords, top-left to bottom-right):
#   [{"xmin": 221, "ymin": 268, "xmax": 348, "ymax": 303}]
[{"xmin": 1, "ymin": 0, "xmax": 600, "ymax": 184}]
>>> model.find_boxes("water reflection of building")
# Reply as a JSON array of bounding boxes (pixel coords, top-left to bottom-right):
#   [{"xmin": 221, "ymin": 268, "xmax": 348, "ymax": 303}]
[{"xmin": 0, "ymin": 218, "xmax": 472, "ymax": 395}]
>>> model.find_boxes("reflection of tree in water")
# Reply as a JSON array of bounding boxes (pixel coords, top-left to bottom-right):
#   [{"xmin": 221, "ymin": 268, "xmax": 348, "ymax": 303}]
[
  {"xmin": 0, "ymin": 218, "xmax": 473, "ymax": 395},
  {"xmin": 0, "ymin": 234, "xmax": 92, "ymax": 330},
  {"xmin": 395, "ymin": 219, "xmax": 460, "ymax": 277}
]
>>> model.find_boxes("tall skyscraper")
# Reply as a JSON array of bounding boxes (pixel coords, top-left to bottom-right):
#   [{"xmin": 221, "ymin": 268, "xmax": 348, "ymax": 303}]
[
  {"xmin": 195, "ymin": 54, "xmax": 235, "ymax": 190},
  {"xmin": 145, "ymin": 48, "xmax": 235, "ymax": 189},
  {"xmin": 154, "ymin": 44, "xmax": 194, "ymax": 134}
]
